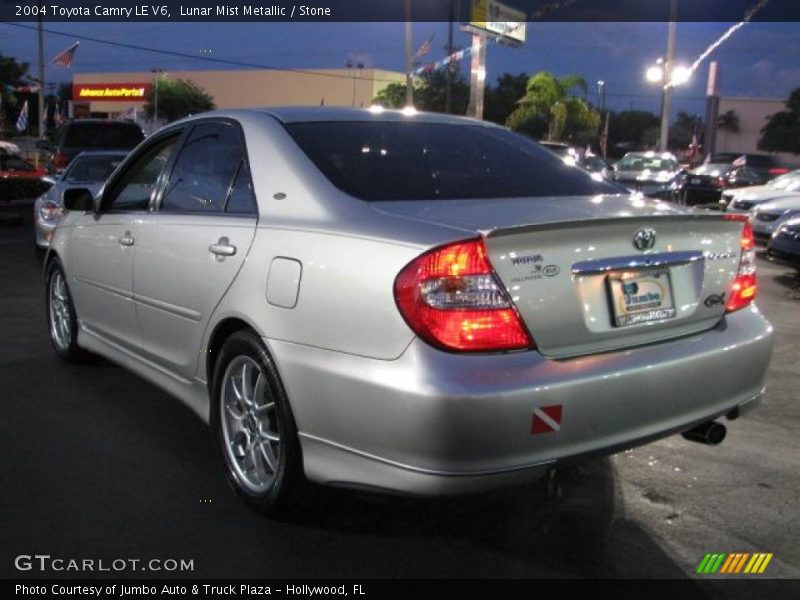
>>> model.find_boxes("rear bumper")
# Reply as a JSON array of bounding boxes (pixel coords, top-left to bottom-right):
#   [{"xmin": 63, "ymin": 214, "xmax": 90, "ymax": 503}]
[{"xmin": 268, "ymin": 306, "xmax": 773, "ymax": 496}]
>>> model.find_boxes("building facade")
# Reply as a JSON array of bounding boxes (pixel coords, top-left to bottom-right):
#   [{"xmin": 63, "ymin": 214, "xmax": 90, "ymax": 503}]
[
  {"xmin": 715, "ymin": 96, "xmax": 797, "ymax": 163},
  {"xmin": 71, "ymin": 68, "xmax": 405, "ymax": 129}
]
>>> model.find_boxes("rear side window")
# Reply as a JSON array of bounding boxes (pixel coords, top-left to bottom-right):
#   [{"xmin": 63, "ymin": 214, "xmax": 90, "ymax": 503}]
[
  {"xmin": 285, "ymin": 121, "xmax": 619, "ymax": 201},
  {"xmin": 225, "ymin": 161, "xmax": 257, "ymax": 215},
  {"xmin": 160, "ymin": 123, "xmax": 243, "ymax": 214},
  {"xmin": 63, "ymin": 122, "xmax": 144, "ymax": 149}
]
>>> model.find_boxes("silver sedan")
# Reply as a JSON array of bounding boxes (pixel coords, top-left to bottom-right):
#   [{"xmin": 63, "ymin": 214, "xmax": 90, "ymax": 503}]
[
  {"xmin": 34, "ymin": 151, "xmax": 127, "ymax": 256},
  {"xmin": 45, "ymin": 108, "xmax": 773, "ymax": 515}
]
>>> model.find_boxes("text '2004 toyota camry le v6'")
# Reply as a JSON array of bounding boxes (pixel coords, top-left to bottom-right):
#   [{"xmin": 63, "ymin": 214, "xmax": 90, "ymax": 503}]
[{"xmin": 45, "ymin": 108, "xmax": 774, "ymax": 515}]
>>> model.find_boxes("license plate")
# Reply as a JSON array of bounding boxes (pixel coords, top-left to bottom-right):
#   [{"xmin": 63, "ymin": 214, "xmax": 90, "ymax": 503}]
[
  {"xmin": 691, "ymin": 177, "xmax": 702, "ymax": 185},
  {"xmin": 607, "ymin": 269, "xmax": 676, "ymax": 327}
]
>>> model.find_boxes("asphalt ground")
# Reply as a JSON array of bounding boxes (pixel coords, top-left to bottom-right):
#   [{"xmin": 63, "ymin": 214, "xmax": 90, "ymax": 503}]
[{"xmin": 1, "ymin": 200, "xmax": 798, "ymax": 592}]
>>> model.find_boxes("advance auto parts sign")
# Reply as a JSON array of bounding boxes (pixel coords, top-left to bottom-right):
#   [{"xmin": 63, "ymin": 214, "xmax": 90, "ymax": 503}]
[{"xmin": 73, "ymin": 83, "xmax": 152, "ymax": 102}]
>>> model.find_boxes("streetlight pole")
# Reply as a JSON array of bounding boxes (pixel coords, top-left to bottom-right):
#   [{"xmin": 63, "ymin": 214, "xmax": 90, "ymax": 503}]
[{"xmin": 658, "ymin": 0, "xmax": 678, "ymax": 152}]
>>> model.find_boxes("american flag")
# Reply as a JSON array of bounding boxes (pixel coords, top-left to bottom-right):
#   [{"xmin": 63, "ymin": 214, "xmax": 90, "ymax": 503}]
[
  {"xmin": 16, "ymin": 100, "xmax": 28, "ymax": 132},
  {"xmin": 51, "ymin": 42, "xmax": 79, "ymax": 68},
  {"xmin": 413, "ymin": 34, "xmax": 435, "ymax": 64}
]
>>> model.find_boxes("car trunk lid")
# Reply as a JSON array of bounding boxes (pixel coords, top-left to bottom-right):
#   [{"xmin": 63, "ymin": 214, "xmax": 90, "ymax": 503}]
[{"xmin": 373, "ymin": 195, "xmax": 746, "ymax": 358}]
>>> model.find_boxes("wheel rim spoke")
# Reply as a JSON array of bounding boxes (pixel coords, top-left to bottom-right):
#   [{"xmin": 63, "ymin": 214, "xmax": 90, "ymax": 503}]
[
  {"xmin": 49, "ymin": 272, "xmax": 72, "ymax": 351},
  {"xmin": 220, "ymin": 355, "xmax": 280, "ymax": 493}
]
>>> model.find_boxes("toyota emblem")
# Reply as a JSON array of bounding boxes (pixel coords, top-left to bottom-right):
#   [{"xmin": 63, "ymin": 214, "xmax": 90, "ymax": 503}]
[{"xmin": 633, "ymin": 228, "xmax": 657, "ymax": 251}]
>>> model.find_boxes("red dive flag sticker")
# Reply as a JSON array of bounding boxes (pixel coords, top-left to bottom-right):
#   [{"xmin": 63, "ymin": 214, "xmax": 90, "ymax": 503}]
[{"xmin": 531, "ymin": 405, "xmax": 563, "ymax": 434}]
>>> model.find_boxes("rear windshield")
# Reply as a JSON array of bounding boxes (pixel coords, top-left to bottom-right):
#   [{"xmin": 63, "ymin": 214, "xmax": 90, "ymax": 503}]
[
  {"xmin": 285, "ymin": 121, "xmax": 620, "ymax": 201},
  {"xmin": 64, "ymin": 155, "xmax": 124, "ymax": 182},
  {"xmin": 64, "ymin": 122, "xmax": 144, "ymax": 149},
  {"xmin": 617, "ymin": 155, "xmax": 678, "ymax": 172}
]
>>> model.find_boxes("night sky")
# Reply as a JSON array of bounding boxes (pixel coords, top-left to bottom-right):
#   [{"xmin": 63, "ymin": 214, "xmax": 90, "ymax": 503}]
[{"xmin": 2, "ymin": 20, "xmax": 799, "ymax": 120}]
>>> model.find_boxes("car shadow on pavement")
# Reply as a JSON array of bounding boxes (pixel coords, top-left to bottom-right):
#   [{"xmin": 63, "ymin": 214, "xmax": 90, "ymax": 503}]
[{"xmin": 291, "ymin": 457, "xmax": 696, "ymax": 579}]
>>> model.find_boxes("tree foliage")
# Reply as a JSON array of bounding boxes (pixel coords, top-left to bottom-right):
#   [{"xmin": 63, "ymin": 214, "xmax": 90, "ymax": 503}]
[
  {"xmin": 0, "ymin": 53, "xmax": 29, "ymax": 106},
  {"xmin": 143, "ymin": 76, "xmax": 215, "ymax": 123},
  {"xmin": 372, "ymin": 70, "xmax": 469, "ymax": 114},
  {"xmin": 483, "ymin": 73, "xmax": 529, "ymax": 126},
  {"xmin": 717, "ymin": 109, "xmax": 739, "ymax": 133},
  {"xmin": 607, "ymin": 110, "xmax": 660, "ymax": 155},
  {"xmin": 758, "ymin": 88, "xmax": 800, "ymax": 154},
  {"xmin": 669, "ymin": 111, "xmax": 703, "ymax": 150},
  {"xmin": 506, "ymin": 71, "xmax": 599, "ymax": 142}
]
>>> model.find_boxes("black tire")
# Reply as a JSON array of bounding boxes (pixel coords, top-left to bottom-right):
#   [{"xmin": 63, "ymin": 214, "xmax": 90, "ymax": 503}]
[
  {"xmin": 45, "ymin": 259, "xmax": 92, "ymax": 363},
  {"xmin": 211, "ymin": 329, "xmax": 305, "ymax": 516}
]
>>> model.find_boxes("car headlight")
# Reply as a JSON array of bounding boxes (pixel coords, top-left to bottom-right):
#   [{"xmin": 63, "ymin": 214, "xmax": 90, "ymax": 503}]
[{"xmin": 39, "ymin": 201, "xmax": 63, "ymax": 222}]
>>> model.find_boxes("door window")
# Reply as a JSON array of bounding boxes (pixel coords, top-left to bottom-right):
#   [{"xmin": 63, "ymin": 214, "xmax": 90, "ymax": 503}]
[
  {"xmin": 102, "ymin": 136, "xmax": 178, "ymax": 212},
  {"xmin": 160, "ymin": 123, "xmax": 243, "ymax": 214}
]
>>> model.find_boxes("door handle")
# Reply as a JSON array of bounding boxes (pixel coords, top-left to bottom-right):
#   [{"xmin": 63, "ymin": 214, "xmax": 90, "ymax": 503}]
[
  {"xmin": 119, "ymin": 232, "xmax": 135, "ymax": 247},
  {"xmin": 209, "ymin": 237, "xmax": 237, "ymax": 258}
]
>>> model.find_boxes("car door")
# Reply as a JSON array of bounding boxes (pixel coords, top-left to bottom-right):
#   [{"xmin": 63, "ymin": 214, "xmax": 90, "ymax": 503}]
[
  {"xmin": 69, "ymin": 134, "xmax": 180, "ymax": 352},
  {"xmin": 133, "ymin": 120, "xmax": 258, "ymax": 379}
]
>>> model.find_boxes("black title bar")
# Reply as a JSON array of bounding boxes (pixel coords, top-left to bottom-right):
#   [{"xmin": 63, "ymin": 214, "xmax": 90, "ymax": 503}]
[{"xmin": 1, "ymin": 0, "xmax": 799, "ymax": 23}]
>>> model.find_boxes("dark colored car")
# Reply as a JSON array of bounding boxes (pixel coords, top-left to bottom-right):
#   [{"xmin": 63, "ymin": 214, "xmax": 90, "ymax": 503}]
[
  {"xmin": 766, "ymin": 217, "xmax": 800, "ymax": 268},
  {"xmin": 676, "ymin": 163, "xmax": 767, "ymax": 206},
  {"xmin": 705, "ymin": 153, "xmax": 791, "ymax": 180},
  {"xmin": 0, "ymin": 153, "xmax": 49, "ymax": 202},
  {"xmin": 38, "ymin": 119, "xmax": 144, "ymax": 174}
]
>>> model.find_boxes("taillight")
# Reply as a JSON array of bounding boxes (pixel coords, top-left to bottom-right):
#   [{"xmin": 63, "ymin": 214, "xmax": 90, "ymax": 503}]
[
  {"xmin": 768, "ymin": 167, "xmax": 789, "ymax": 176},
  {"xmin": 723, "ymin": 214, "xmax": 757, "ymax": 312},
  {"xmin": 53, "ymin": 152, "xmax": 68, "ymax": 170},
  {"xmin": 394, "ymin": 238, "xmax": 533, "ymax": 352},
  {"xmin": 713, "ymin": 177, "xmax": 727, "ymax": 188}
]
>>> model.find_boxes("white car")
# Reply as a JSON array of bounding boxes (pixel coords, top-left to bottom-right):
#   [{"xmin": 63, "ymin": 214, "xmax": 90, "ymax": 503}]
[
  {"xmin": 725, "ymin": 170, "xmax": 800, "ymax": 213},
  {"xmin": 751, "ymin": 195, "xmax": 800, "ymax": 244}
]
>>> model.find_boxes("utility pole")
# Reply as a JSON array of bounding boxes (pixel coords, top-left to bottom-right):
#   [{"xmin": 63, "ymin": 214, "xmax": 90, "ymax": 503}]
[
  {"xmin": 658, "ymin": 0, "xmax": 677, "ymax": 153},
  {"xmin": 37, "ymin": 0, "xmax": 45, "ymax": 138},
  {"xmin": 404, "ymin": 0, "xmax": 414, "ymax": 107}
]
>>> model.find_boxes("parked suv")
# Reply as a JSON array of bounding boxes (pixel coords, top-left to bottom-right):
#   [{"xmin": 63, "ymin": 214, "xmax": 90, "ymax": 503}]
[{"xmin": 38, "ymin": 119, "xmax": 144, "ymax": 174}]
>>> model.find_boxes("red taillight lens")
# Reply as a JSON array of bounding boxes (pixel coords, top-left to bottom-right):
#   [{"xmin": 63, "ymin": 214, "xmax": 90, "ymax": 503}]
[
  {"xmin": 768, "ymin": 167, "xmax": 789, "ymax": 176},
  {"xmin": 394, "ymin": 238, "xmax": 533, "ymax": 352},
  {"xmin": 53, "ymin": 152, "xmax": 68, "ymax": 170},
  {"xmin": 723, "ymin": 215, "xmax": 757, "ymax": 312}
]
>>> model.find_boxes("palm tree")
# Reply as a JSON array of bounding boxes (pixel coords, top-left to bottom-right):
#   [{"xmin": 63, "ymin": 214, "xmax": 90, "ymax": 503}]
[
  {"xmin": 717, "ymin": 110, "xmax": 740, "ymax": 133},
  {"xmin": 506, "ymin": 71, "xmax": 599, "ymax": 141}
]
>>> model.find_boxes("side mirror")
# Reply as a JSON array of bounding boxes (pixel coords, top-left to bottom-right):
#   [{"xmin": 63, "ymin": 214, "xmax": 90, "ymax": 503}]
[
  {"xmin": 35, "ymin": 139, "xmax": 51, "ymax": 150},
  {"xmin": 63, "ymin": 188, "xmax": 95, "ymax": 212}
]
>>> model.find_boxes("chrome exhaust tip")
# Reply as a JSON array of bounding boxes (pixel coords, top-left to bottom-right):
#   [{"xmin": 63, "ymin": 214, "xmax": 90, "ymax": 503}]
[{"xmin": 682, "ymin": 421, "xmax": 727, "ymax": 446}]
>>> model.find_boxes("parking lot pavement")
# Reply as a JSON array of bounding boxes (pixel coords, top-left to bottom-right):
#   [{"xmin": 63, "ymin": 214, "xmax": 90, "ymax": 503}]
[{"xmin": 0, "ymin": 202, "xmax": 798, "ymax": 587}]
